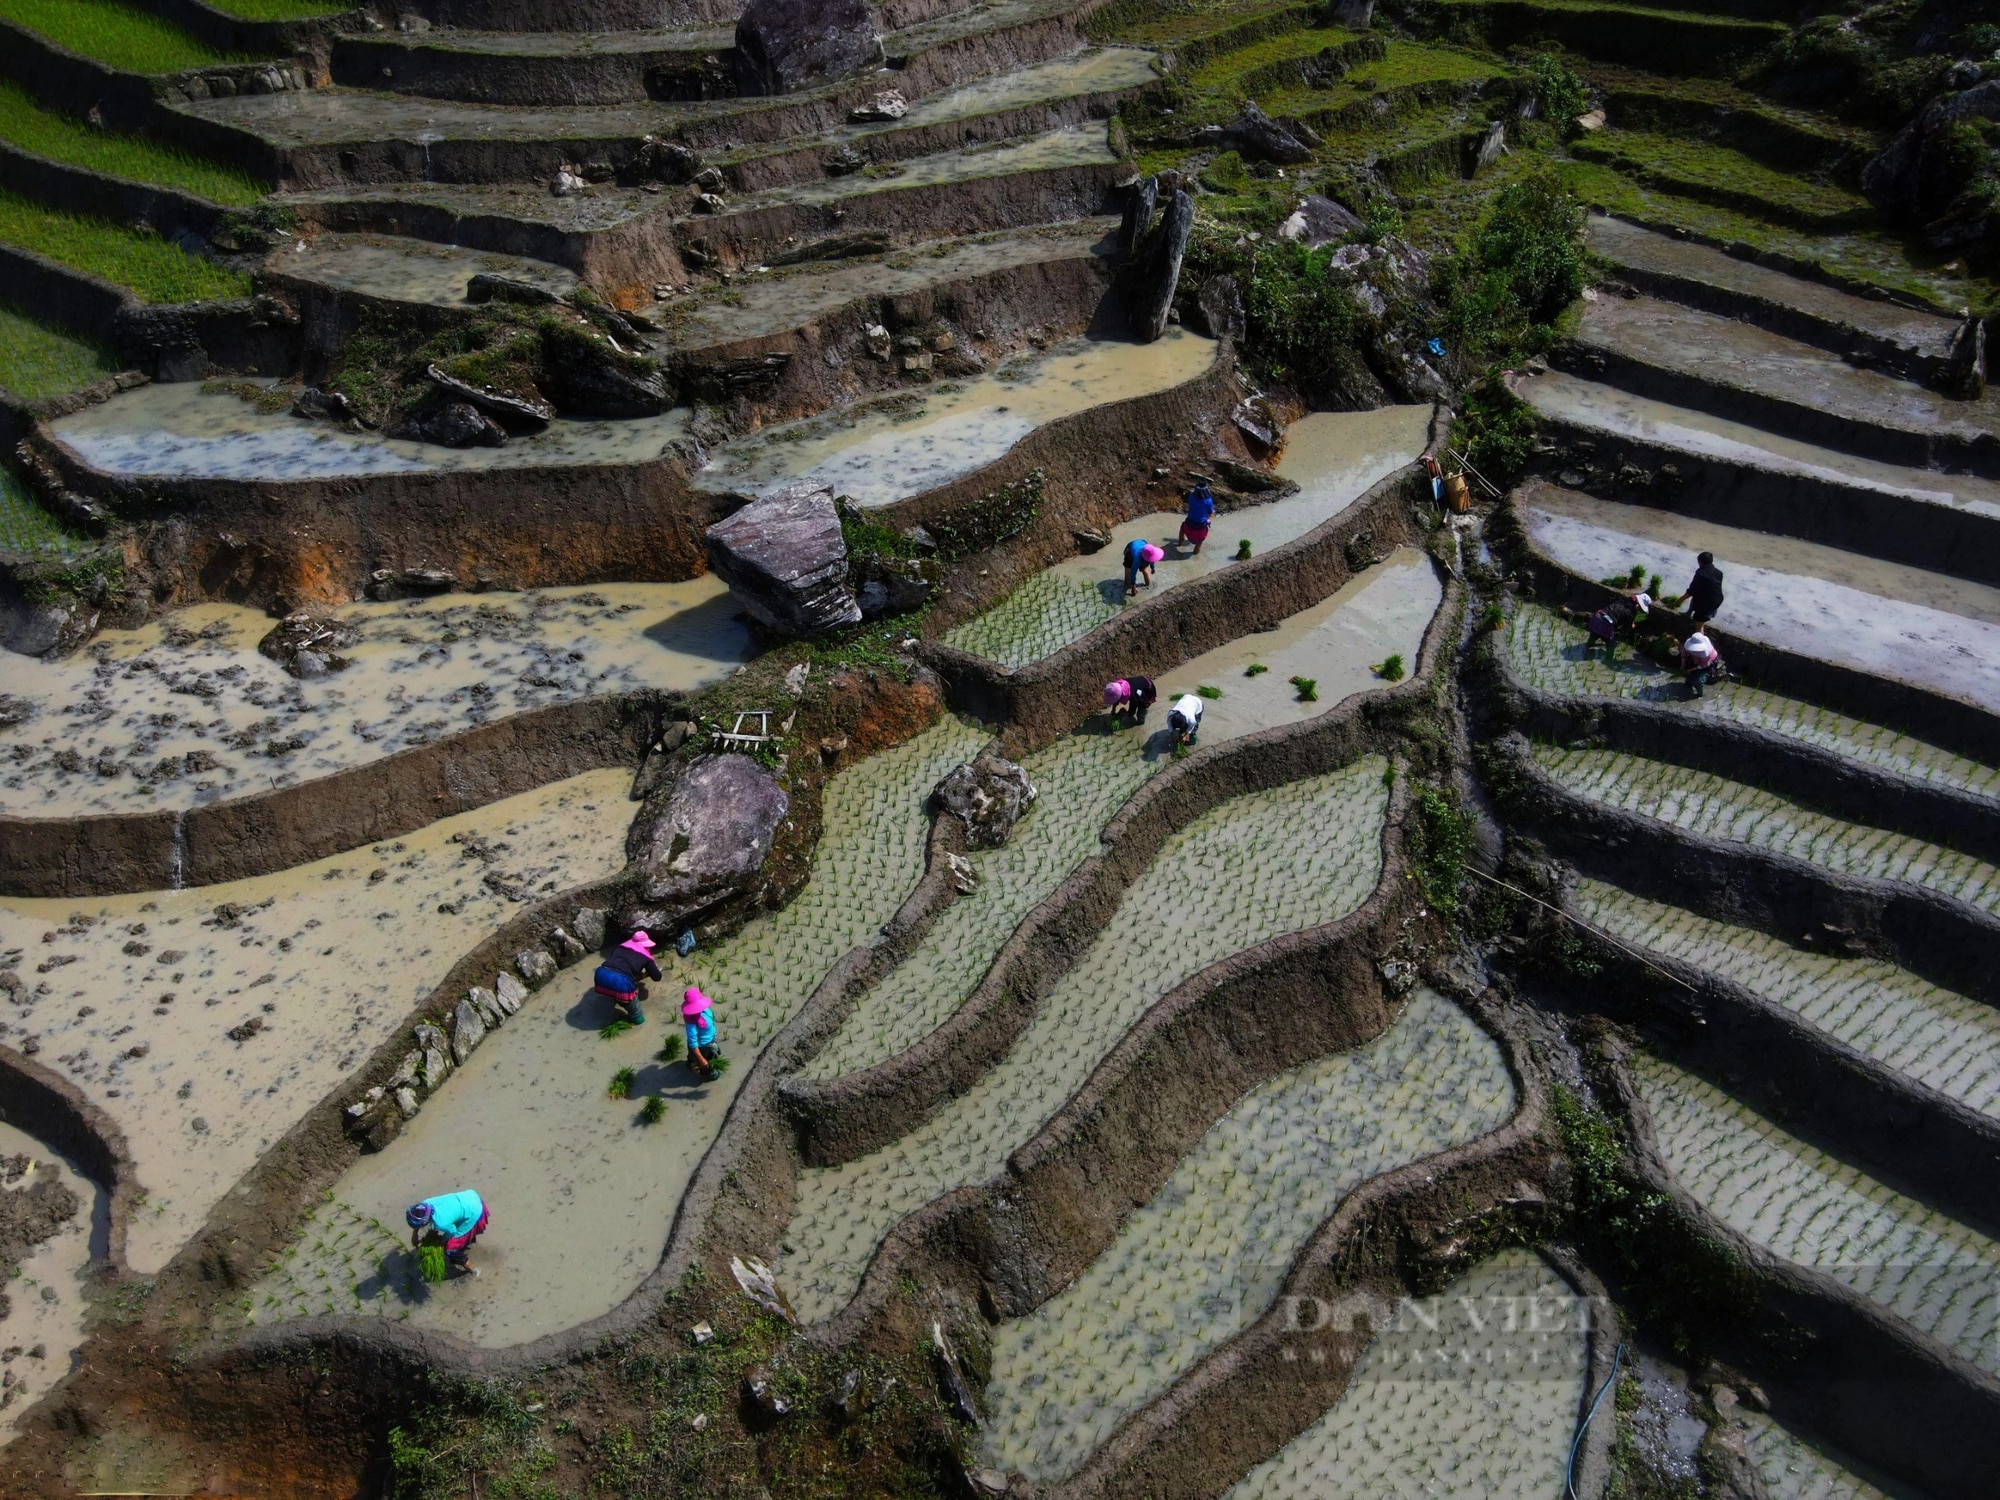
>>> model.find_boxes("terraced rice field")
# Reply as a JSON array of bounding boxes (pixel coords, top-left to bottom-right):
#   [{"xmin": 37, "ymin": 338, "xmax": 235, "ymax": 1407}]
[
  {"xmin": 0, "ymin": 770, "xmax": 632, "ymax": 1274},
  {"xmin": 249, "ymin": 719, "xmax": 984, "ymax": 1345},
  {"xmin": 805, "ymin": 733, "xmax": 1156, "ymax": 1078},
  {"xmin": 1738, "ymin": 1409, "xmax": 1908, "ymax": 1500},
  {"xmin": 1505, "ymin": 605, "xmax": 2000, "ymax": 801},
  {"xmin": 1634, "ymin": 1055, "xmax": 2000, "ymax": 1375},
  {"xmin": 943, "ymin": 570, "xmax": 1123, "ymax": 669},
  {"xmin": 1221, "ymin": 1249, "xmax": 1590, "ymax": 1499},
  {"xmin": 1536, "ymin": 748, "xmax": 2000, "ymax": 915},
  {"xmin": 781, "ymin": 758, "xmax": 1393, "ymax": 1324},
  {"xmin": 0, "ymin": 463, "xmax": 82, "ymax": 557},
  {"xmin": 1576, "ymin": 880, "xmax": 2000, "ymax": 1118},
  {"xmin": 981, "ymin": 987, "xmax": 1516, "ymax": 1482},
  {"xmin": 0, "ymin": 300, "xmax": 116, "ymax": 403}
]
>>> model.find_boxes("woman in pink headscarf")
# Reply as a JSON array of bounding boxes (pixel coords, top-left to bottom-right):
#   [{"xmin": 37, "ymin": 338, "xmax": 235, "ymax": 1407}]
[
  {"xmin": 1123, "ymin": 538, "xmax": 1165, "ymax": 597},
  {"xmin": 682, "ymin": 986, "xmax": 720, "ymax": 1079},
  {"xmin": 593, "ymin": 930, "xmax": 662, "ymax": 1025}
]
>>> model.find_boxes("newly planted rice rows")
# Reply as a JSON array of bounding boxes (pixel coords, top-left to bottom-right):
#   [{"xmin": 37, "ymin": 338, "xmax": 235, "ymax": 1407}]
[
  {"xmin": 805, "ymin": 733, "xmax": 1157, "ymax": 1078},
  {"xmin": 1577, "ymin": 880, "xmax": 2000, "ymax": 1118},
  {"xmin": 0, "ymin": 84, "xmax": 266, "ymax": 206},
  {"xmin": 1634, "ymin": 1054, "xmax": 2000, "ymax": 1376},
  {"xmin": 1222, "ymin": 1250, "xmax": 1589, "ymax": 1500},
  {"xmin": 255, "ymin": 1199, "xmax": 416, "ymax": 1324},
  {"xmin": 1738, "ymin": 1409, "xmax": 1905, "ymax": 1500},
  {"xmin": 982, "ymin": 987, "xmax": 1516, "ymax": 1482},
  {"xmin": 1507, "ymin": 605, "xmax": 2000, "ymax": 802},
  {"xmin": 0, "ymin": 0, "xmax": 252, "ymax": 72},
  {"xmin": 781, "ymin": 758, "xmax": 1393, "ymax": 1325},
  {"xmin": 0, "ymin": 298, "xmax": 116, "ymax": 402},
  {"xmin": 942, "ymin": 570, "xmax": 1121, "ymax": 671},
  {"xmin": 1538, "ymin": 748, "xmax": 2000, "ymax": 915},
  {"xmin": 671, "ymin": 718, "xmax": 988, "ymax": 1051},
  {"xmin": 0, "ymin": 191, "xmax": 252, "ymax": 304}
]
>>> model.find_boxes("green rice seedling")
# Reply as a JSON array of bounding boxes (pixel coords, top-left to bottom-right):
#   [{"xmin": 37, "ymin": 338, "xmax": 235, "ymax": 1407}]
[
  {"xmin": 640, "ymin": 1095, "xmax": 667, "ymax": 1124},
  {"xmin": 1235, "ymin": 539, "xmax": 1253, "ymax": 560},
  {"xmin": 709, "ymin": 1055, "xmax": 733, "ymax": 1076},
  {"xmin": 1648, "ymin": 573, "xmax": 1663, "ymax": 598},
  {"xmin": 657, "ymin": 1035, "xmax": 684, "ymax": 1063},
  {"xmin": 608, "ymin": 1066, "xmax": 636, "ymax": 1100},
  {"xmin": 0, "ymin": 0, "xmax": 252, "ymax": 73},
  {"xmin": 205, "ymin": 0, "xmax": 349, "ymax": 19},
  {"xmin": 416, "ymin": 1243, "xmax": 448, "ymax": 1284},
  {"xmin": 1244, "ymin": 663, "xmax": 1267, "ymax": 676},
  {"xmin": 0, "ymin": 84, "xmax": 265, "ymax": 204},
  {"xmin": 1374, "ymin": 654, "xmax": 1405, "ymax": 682},
  {"xmin": 0, "ymin": 301, "xmax": 115, "ymax": 401},
  {"xmin": 598, "ymin": 1019, "xmax": 632, "ymax": 1040},
  {"xmin": 1290, "ymin": 675, "xmax": 1318, "ymax": 702},
  {"xmin": 1479, "ymin": 601, "xmax": 1505, "ymax": 632},
  {"xmin": 0, "ymin": 191, "xmax": 251, "ymax": 303},
  {"xmin": 1196, "ymin": 684, "xmax": 1222, "ymax": 699}
]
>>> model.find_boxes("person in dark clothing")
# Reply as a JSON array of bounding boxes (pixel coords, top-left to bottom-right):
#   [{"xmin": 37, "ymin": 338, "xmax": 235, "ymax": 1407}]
[
  {"xmin": 1685, "ymin": 552, "xmax": 1724, "ymax": 625},
  {"xmin": 594, "ymin": 931, "xmax": 662, "ymax": 1025},
  {"xmin": 1580, "ymin": 591, "xmax": 1650, "ymax": 660}
]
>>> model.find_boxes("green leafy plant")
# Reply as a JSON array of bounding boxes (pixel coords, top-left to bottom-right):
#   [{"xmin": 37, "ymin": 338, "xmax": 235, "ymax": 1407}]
[
  {"xmin": 1290, "ymin": 675, "xmax": 1318, "ymax": 702},
  {"xmin": 1479, "ymin": 602, "xmax": 1506, "ymax": 632},
  {"xmin": 416, "ymin": 1244, "xmax": 448, "ymax": 1285},
  {"xmin": 608, "ymin": 1066, "xmax": 636, "ymax": 1100},
  {"xmin": 1529, "ymin": 53, "xmax": 1588, "ymax": 134},
  {"xmin": 1244, "ymin": 662, "xmax": 1268, "ymax": 676},
  {"xmin": 1409, "ymin": 788, "xmax": 1474, "ymax": 917},
  {"xmin": 1374, "ymin": 654, "xmax": 1405, "ymax": 682},
  {"xmin": 1195, "ymin": 684, "xmax": 1222, "ymax": 698},
  {"xmin": 640, "ymin": 1095, "xmax": 666, "ymax": 1124},
  {"xmin": 1235, "ymin": 539, "xmax": 1253, "ymax": 560}
]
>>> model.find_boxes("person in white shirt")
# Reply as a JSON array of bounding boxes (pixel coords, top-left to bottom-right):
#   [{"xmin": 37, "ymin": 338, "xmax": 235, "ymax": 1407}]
[{"xmin": 1167, "ymin": 692, "xmax": 1205, "ymax": 746}]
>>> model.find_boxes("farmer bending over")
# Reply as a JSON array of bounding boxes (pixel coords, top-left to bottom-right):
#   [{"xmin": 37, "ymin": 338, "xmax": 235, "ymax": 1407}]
[
  {"xmin": 408, "ymin": 1189, "xmax": 488, "ymax": 1278},
  {"xmin": 594, "ymin": 929, "xmax": 662, "ymax": 1025},
  {"xmin": 683, "ymin": 986, "xmax": 721, "ymax": 1080},
  {"xmin": 1124, "ymin": 538, "xmax": 1164, "ymax": 597}
]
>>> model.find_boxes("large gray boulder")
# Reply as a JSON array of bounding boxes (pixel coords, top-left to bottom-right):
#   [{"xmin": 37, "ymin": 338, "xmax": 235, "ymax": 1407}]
[
  {"xmin": 1862, "ymin": 80, "xmax": 2000, "ymax": 228},
  {"xmin": 1215, "ymin": 102, "xmax": 1314, "ymax": 165},
  {"xmin": 1131, "ymin": 188, "xmax": 1195, "ymax": 344},
  {"xmin": 706, "ymin": 481, "xmax": 863, "ymax": 636},
  {"xmin": 1278, "ymin": 194, "xmax": 1365, "ymax": 249},
  {"xmin": 734, "ymin": 0, "xmax": 882, "ymax": 95},
  {"xmin": 639, "ymin": 754, "xmax": 790, "ymax": 919},
  {"xmin": 932, "ymin": 753, "xmax": 1036, "ymax": 849}
]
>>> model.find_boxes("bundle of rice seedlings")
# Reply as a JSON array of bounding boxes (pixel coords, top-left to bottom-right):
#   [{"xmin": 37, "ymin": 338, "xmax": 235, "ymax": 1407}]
[
  {"xmin": 609, "ymin": 1066, "xmax": 636, "ymax": 1100},
  {"xmin": 417, "ymin": 1243, "xmax": 449, "ymax": 1284},
  {"xmin": 640, "ymin": 1095, "xmax": 667, "ymax": 1124}
]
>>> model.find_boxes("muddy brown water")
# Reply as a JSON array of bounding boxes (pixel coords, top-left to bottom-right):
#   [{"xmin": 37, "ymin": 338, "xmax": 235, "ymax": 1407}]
[
  {"xmin": 695, "ymin": 328, "xmax": 1217, "ymax": 506},
  {"xmin": 0, "ymin": 770, "xmax": 632, "ymax": 1274},
  {"xmin": 0, "ymin": 1120, "xmax": 102, "ymax": 1445},
  {"xmin": 0, "ymin": 582, "xmax": 750, "ymax": 817},
  {"xmin": 47, "ymin": 380, "xmax": 692, "ymax": 480}
]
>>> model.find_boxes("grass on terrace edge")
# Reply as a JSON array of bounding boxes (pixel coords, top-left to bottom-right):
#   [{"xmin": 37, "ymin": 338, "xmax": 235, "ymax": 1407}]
[
  {"xmin": 0, "ymin": 83, "xmax": 266, "ymax": 206},
  {"xmin": 0, "ymin": 0, "xmax": 268, "ymax": 72},
  {"xmin": 202, "ymin": 0, "xmax": 351, "ymax": 19},
  {"xmin": 0, "ymin": 461, "xmax": 88, "ymax": 557},
  {"xmin": 0, "ymin": 299, "xmax": 117, "ymax": 400},
  {"xmin": 0, "ymin": 191, "xmax": 252, "ymax": 303}
]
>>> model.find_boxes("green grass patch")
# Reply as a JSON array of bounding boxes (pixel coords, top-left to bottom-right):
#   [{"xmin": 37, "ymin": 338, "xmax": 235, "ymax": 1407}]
[
  {"xmin": 0, "ymin": 190, "xmax": 251, "ymax": 303},
  {"xmin": 1185, "ymin": 25, "xmax": 1358, "ymax": 92},
  {"xmin": 202, "ymin": 0, "xmax": 350, "ymax": 18},
  {"xmin": 1099, "ymin": 0, "xmax": 1306, "ymax": 49},
  {"xmin": 0, "ymin": 463, "xmax": 87, "ymax": 556},
  {"xmin": 0, "ymin": 0, "xmax": 257, "ymax": 73},
  {"xmin": 0, "ymin": 84, "xmax": 265, "ymax": 205},
  {"xmin": 0, "ymin": 299, "xmax": 115, "ymax": 399},
  {"xmin": 1264, "ymin": 40, "xmax": 1505, "ymax": 123},
  {"xmin": 1571, "ymin": 129, "xmax": 1872, "ymax": 229}
]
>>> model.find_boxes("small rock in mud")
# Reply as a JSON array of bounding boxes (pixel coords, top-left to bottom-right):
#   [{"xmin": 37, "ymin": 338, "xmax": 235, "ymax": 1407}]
[
  {"xmin": 494, "ymin": 972, "xmax": 528, "ymax": 1016},
  {"xmin": 225, "ymin": 1016, "xmax": 264, "ymax": 1042},
  {"xmin": 572, "ymin": 908, "xmax": 607, "ymax": 950},
  {"xmin": 743, "ymin": 1366, "xmax": 791, "ymax": 1420},
  {"xmin": 0, "ymin": 695, "xmax": 36, "ymax": 731},
  {"xmin": 396, "ymin": 399, "xmax": 507, "ymax": 450},
  {"xmin": 546, "ymin": 927, "xmax": 586, "ymax": 967},
  {"xmin": 258, "ymin": 612, "xmax": 358, "ymax": 679},
  {"xmin": 515, "ymin": 948, "xmax": 557, "ymax": 989}
]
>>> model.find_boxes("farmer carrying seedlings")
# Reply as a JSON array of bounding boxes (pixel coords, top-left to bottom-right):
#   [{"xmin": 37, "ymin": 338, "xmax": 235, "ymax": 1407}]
[
  {"xmin": 594, "ymin": 929, "xmax": 663, "ymax": 1025},
  {"xmin": 1179, "ymin": 481, "xmax": 1217, "ymax": 555},
  {"xmin": 1103, "ymin": 675, "xmax": 1157, "ymax": 724},
  {"xmin": 408, "ymin": 1189, "xmax": 489, "ymax": 1278},
  {"xmin": 683, "ymin": 986, "xmax": 721, "ymax": 1080},
  {"xmin": 1123, "ymin": 538, "xmax": 1164, "ymax": 596},
  {"xmin": 1581, "ymin": 591, "xmax": 1650, "ymax": 659},
  {"xmin": 1167, "ymin": 692, "xmax": 1205, "ymax": 747}
]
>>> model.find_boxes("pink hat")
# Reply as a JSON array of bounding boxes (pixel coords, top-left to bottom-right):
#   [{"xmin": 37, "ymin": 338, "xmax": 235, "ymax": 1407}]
[
  {"xmin": 1103, "ymin": 679, "xmax": 1131, "ymax": 706},
  {"xmin": 623, "ymin": 930, "xmax": 654, "ymax": 955},
  {"xmin": 682, "ymin": 986, "xmax": 710, "ymax": 1017},
  {"xmin": 1141, "ymin": 544, "xmax": 1165, "ymax": 563}
]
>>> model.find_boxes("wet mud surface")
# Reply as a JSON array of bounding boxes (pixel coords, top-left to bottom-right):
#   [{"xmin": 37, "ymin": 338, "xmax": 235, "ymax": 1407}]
[
  {"xmin": 272, "ymin": 233, "xmax": 581, "ymax": 307},
  {"xmin": 0, "ymin": 1121, "xmax": 98, "ymax": 1444},
  {"xmin": 0, "ymin": 583, "xmax": 750, "ymax": 817},
  {"xmin": 254, "ymin": 720, "xmax": 982, "ymax": 1346},
  {"xmin": 0, "ymin": 770, "xmax": 631, "ymax": 1273}
]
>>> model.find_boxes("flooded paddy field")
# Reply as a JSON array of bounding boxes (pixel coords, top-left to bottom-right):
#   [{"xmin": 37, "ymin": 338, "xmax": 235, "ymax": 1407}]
[
  {"xmin": 251, "ymin": 719, "xmax": 982, "ymax": 1346},
  {"xmin": 1577, "ymin": 880, "xmax": 2000, "ymax": 1118},
  {"xmin": 1535, "ymin": 747, "xmax": 2000, "ymax": 916},
  {"xmin": 1504, "ymin": 604, "xmax": 2000, "ymax": 802},
  {"xmin": 1520, "ymin": 487, "xmax": 2000, "ymax": 716},
  {"xmin": 1221, "ymin": 1249, "xmax": 1589, "ymax": 1499},
  {"xmin": 0, "ymin": 770, "xmax": 631, "ymax": 1273},
  {"xmin": 0, "ymin": 582, "xmax": 750, "ymax": 817},
  {"xmin": 942, "ymin": 406, "xmax": 1430, "ymax": 669},
  {"xmin": 1634, "ymin": 1054, "xmax": 2000, "ymax": 1374},
  {"xmin": 1738, "ymin": 1409, "xmax": 1921, "ymax": 1500},
  {"xmin": 980, "ymin": 987, "xmax": 1515, "ymax": 1482},
  {"xmin": 780, "ymin": 758, "xmax": 1392, "ymax": 1325},
  {"xmin": 272, "ymin": 234, "xmax": 580, "ymax": 308},
  {"xmin": 46, "ymin": 380, "xmax": 691, "ymax": 481},
  {"xmin": 695, "ymin": 329, "xmax": 1216, "ymax": 507},
  {"xmin": 0, "ymin": 1119, "xmax": 102, "ymax": 1444}
]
